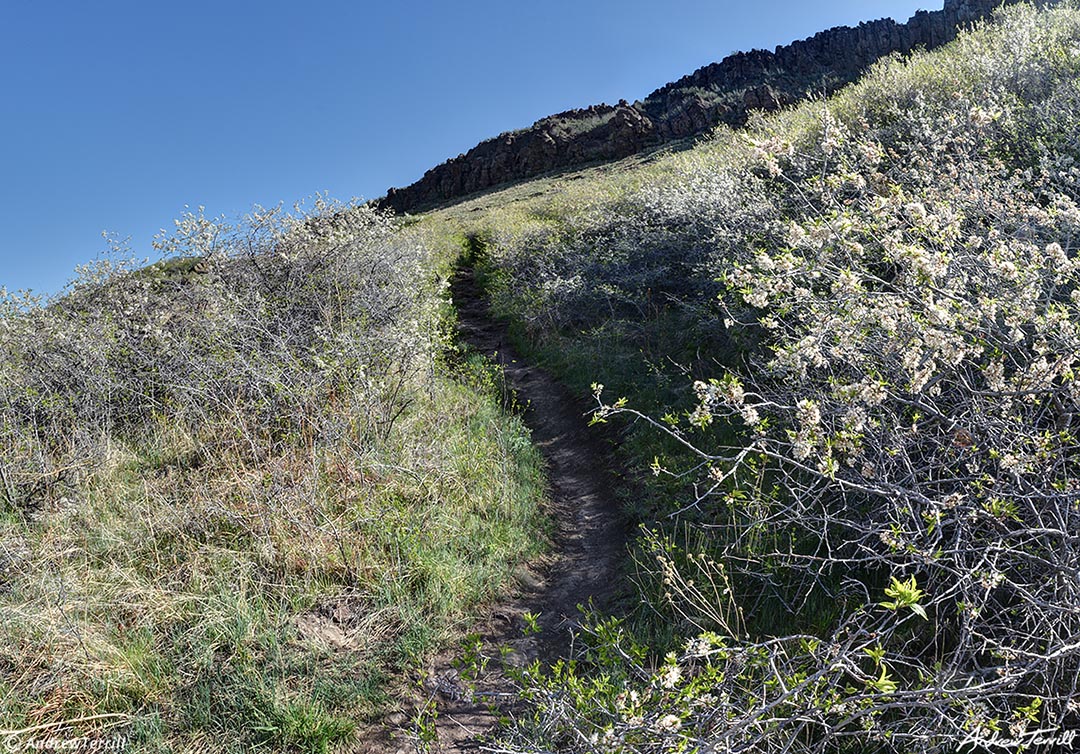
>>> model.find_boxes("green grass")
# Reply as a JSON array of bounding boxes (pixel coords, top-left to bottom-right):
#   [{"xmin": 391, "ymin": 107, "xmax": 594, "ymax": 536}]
[
  {"xmin": 0, "ymin": 361, "xmax": 548, "ymax": 752},
  {"xmin": 0, "ymin": 204, "xmax": 558, "ymax": 751}
]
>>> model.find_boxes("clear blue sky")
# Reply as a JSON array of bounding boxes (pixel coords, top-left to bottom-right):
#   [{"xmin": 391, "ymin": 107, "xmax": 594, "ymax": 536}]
[{"xmin": 0, "ymin": 1, "xmax": 929, "ymax": 295}]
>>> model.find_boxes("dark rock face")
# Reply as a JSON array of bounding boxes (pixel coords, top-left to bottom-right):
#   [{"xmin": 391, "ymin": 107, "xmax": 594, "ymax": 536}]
[
  {"xmin": 381, "ymin": 0, "xmax": 1022, "ymax": 214},
  {"xmin": 387, "ymin": 102, "xmax": 656, "ymax": 210}
]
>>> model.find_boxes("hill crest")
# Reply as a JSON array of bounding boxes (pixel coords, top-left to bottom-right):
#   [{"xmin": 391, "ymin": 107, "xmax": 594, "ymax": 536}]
[{"xmin": 381, "ymin": 0, "xmax": 1022, "ymax": 213}]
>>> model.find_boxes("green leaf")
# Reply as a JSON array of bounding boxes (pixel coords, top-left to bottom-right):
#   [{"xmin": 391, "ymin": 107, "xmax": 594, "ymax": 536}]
[{"xmin": 867, "ymin": 665, "xmax": 898, "ymax": 694}]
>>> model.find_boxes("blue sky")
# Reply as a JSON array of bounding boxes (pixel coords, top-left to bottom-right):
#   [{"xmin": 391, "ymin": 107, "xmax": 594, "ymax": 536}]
[{"xmin": 0, "ymin": 1, "xmax": 928, "ymax": 295}]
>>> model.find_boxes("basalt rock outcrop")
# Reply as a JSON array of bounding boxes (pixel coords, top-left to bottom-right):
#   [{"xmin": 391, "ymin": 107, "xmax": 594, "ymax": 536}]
[{"xmin": 381, "ymin": 0, "xmax": 1026, "ymax": 214}]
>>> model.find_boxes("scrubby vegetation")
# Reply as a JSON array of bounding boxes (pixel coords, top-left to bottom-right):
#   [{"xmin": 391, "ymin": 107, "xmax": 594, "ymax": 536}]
[
  {"xmin": 9, "ymin": 4, "xmax": 1080, "ymax": 753},
  {"xmin": 0, "ymin": 200, "xmax": 548, "ymax": 751},
  {"xmin": 437, "ymin": 3, "xmax": 1080, "ymax": 751}
]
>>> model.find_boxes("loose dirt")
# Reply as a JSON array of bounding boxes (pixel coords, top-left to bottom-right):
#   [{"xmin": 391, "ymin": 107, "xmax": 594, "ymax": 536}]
[{"xmin": 401, "ymin": 265, "xmax": 630, "ymax": 752}]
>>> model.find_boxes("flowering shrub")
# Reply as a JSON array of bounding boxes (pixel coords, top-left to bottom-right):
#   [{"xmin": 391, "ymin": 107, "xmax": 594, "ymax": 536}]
[
  {"xmin": 0, "ymin": 199, "xmax": 445, "ymax": 506},
  {"xmin": 471, "ymin": 3, "xmax": 1080, "ymax": 752}
]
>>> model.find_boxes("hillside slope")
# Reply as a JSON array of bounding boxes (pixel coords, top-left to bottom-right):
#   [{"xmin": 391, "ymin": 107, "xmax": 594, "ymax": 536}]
[
  {"xmin": 383, "ymin": 0, "xmax": 1027, "ymax": 213},
  {"xmin": 428, "ymin": 2, "xmax": 1080, "ymax": 751},
  {"xmin": 0, "ymin": 204, "xmax": 554, "ymax": 752}
]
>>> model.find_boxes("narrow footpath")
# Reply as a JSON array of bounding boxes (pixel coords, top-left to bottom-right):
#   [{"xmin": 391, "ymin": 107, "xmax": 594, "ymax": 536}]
[{"xmin": 420, "ymin": 264, "xmax": 629, "ymax": 752}]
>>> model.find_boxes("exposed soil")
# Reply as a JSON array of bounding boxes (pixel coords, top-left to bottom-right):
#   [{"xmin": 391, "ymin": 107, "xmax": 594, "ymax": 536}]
[{"xmin": 368, "ymin": 265, "xmax": 629, "ymax": 753}]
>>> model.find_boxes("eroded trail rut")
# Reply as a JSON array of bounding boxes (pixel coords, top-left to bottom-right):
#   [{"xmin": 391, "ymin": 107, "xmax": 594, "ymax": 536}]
[{"xmin": 420, "ymin": 266, "xmax": 629, "ymax": 752}]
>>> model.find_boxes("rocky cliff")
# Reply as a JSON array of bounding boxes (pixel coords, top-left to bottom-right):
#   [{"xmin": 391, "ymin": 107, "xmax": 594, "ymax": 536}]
[{"xmin": 381, "ymin": 0, "xmax": 1022, "ymax": 214}]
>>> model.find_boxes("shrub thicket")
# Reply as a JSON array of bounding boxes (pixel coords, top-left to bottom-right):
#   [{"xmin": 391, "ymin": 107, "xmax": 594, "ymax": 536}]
[
  {"xmin": 0, "ymin": 199, "xmax": 547, "ymax": 751},
  {"xmin": 461, "ymin": 4, "xmax": 1080, "ymax": 752}
]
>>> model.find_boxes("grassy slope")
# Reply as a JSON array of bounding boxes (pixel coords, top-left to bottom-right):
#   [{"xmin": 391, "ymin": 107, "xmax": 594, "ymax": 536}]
[{"xmin": 0, "ymin": 214, "xmax": 549, "ymax": 752}]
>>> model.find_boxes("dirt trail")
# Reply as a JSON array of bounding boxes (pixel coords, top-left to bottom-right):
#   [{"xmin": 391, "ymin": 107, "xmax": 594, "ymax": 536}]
[{"xmin": 413, "ymin": 265, "xmax": 629, "ymax": 752}]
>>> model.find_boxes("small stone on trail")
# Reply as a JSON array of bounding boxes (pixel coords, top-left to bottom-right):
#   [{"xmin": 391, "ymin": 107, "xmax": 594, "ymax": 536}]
[{"xmin": 514, "ymin": 565, "xmax": 543, "ymax": 591}]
